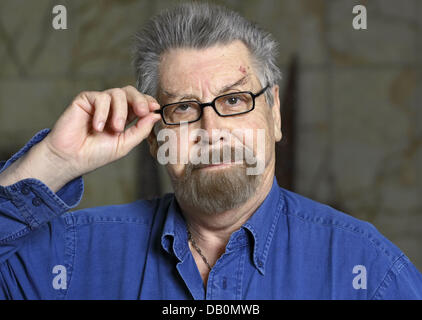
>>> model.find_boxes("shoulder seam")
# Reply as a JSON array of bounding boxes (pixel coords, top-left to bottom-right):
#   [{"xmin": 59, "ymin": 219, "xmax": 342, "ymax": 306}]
[
  {"xmin": 370, "ymin": 253, "xmax": 408, "ymax": 300},
  {"xmin": 279, "ymin": 190, "xmax": 398, "ymax": 262}
]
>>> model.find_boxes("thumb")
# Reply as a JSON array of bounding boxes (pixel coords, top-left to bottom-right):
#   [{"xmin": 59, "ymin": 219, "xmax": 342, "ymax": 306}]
[{"xmin": 120, "ymin": 113, "xmax": 162, "ymax": 155}]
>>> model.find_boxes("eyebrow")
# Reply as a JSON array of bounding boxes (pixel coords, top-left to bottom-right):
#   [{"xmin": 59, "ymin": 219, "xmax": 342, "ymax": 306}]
[{"xmin": 162, "ymin": 75, "xmax": 250, "ymax": 101}]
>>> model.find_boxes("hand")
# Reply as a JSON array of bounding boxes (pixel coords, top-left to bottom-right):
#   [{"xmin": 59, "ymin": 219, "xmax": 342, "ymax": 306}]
[{"xmin": 0, "ymin": 86, "xmax": 162, "ymax": 192}]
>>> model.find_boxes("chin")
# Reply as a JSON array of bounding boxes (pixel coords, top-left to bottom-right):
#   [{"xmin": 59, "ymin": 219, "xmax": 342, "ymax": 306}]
[{"xmin": 173, "ymin": 164, "xmax": 262, "ymax": 215}]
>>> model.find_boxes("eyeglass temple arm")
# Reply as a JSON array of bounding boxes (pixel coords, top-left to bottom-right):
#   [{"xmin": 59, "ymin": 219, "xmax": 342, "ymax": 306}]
[{"xmin": 253, "ymin": 84, "xmax": 270, "ymax": 98}]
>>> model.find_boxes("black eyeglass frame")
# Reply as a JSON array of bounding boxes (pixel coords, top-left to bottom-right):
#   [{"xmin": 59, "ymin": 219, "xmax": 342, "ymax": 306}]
[{"xmin": 154, "ymin": 84, "xmax": 270, "ymax": 125}]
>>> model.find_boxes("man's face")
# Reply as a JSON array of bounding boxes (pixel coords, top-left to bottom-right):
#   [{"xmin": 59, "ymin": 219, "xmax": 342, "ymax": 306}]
[{"xmin": 152, "ymin": 40, "xmax": 281, "ymax": 214}]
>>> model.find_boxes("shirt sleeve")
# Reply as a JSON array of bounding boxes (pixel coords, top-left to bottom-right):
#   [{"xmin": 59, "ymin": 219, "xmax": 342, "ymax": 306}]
[
  {"xmin": 371, "ymin": 254, "xmax": 422, "ymax": 300},
  {"xmin": 0, "ymin": 129, "xmax": 84, "ymax": 264}
]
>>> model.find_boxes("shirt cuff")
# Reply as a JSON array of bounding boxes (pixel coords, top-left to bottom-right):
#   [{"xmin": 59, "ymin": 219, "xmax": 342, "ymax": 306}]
[{"xmin": 0, "ymin": 129, "xmax": 84, "ymax": 228}]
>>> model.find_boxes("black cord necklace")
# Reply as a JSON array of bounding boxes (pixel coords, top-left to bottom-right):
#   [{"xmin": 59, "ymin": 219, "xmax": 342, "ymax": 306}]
[{"xmin": 187, "ymin": 229, "xmax": 212, "ymax": 271}]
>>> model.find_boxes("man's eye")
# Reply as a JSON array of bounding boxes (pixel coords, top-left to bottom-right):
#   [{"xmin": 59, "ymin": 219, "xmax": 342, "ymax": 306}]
[
  {"xmin": 175, "ymin": 104, "xmax": 191, "ymax": 112},
  {"xmin": 222, "ymin": 96, "xmax": 245, "ymax": 106},
  {"xmin": 227, "ymin": 97, "xmax": 240, "ymax": 105},
  {"xmin": 223, "ymin": 95, "xmax": 246, "ymax": 107}
]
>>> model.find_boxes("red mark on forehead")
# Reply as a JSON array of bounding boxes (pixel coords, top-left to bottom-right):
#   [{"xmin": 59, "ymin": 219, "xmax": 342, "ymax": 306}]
[{"xmin": 239, "ymin": 65, "xmax": 247, "ymax": 74}]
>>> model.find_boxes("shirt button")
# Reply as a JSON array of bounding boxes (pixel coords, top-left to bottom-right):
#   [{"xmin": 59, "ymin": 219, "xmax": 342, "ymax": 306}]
[
  {"xmin": 222, "ymin": 277, "xmax": 227, "ymax": 290},
  {"xmin": 21, "ymin": 186, "xmax": 30, "ymax": 195},
  {"xmin": 32, "ymin": 197, "xmax": 42, "ymax": 207}
]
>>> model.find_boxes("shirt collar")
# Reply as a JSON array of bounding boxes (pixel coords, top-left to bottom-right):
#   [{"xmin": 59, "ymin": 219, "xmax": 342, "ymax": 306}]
[
  {"xmin": 160, "ymin": 176, "xmax": 284, "ymax": 274},
  {"xmin": 242, "ymin": 176, "xmax": 283, "ymax": 274},
  {"xmin": 161, "ymin": 197, "xmax": 189, "ymax": 262}
]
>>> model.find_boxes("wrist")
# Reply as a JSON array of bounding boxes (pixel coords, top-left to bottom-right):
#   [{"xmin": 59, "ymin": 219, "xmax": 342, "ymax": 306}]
[
  {"xmin": 0, "ymin": 140, "xmax": 78, "ymax": 193},
  {"xmin": 23, "ymin": 140, "xmax": 78, "ymax": 192},
  {"xmin": 0, "ymin": 157, "xmax": 24, "ymax": 187}
]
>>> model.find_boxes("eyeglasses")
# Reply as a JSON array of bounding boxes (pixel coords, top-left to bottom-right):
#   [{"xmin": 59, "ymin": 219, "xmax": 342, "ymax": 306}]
[{"xmin": 154, "ymin": 84, "xmax": 270, "ymax": 125}]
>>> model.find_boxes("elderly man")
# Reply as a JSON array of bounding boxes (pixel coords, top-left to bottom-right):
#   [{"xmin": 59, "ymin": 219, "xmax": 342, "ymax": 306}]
[{"xmin": 0, "ymin": 3, "xmax": 421, "ymax": 300}]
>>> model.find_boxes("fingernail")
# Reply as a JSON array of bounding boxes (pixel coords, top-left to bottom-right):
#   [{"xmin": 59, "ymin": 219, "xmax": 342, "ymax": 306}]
[
  {"xmin": 97, "ymin": 121, "xmax": 104, "ymax": 131},
  {"xmin": 117, "ymin": 119, "xmax": 125, "ymax": 130}
]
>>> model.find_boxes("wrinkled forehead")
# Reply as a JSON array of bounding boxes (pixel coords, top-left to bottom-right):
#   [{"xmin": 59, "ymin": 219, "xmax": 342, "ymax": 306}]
[{"xmin": 157, "ymin": 40, "xmax": 259, "ymax": 97}]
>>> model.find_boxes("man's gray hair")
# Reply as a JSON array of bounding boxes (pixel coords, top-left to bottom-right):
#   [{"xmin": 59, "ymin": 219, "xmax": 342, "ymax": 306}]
[{"xmin": 132, "ymin": 2, "xmax": 281, "ymax": 106}]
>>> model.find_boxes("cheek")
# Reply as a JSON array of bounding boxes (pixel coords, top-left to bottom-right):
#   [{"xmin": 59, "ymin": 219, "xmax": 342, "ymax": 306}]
[
  {"xmin": 250, "ymin": 111, "xmax": 276, "ymax": 165},
  {"xmin": 236, "ymin": 110, "xmax": 274, "ymax": 146},
  {"xmin": 166, "ymin": 163, "xmax": 185, "ymax": 180},
  {"xmin": 163, "ymin": 124, "xmax": 196, "ymax": 179},
  {"xmin": 155, "ymin": 124, "xmax": 190, "ymax": 179}
]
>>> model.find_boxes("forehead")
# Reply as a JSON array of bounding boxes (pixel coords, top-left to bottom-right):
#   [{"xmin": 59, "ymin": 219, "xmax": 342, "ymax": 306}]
[{"xmin": 158, "ymin": 40, "xmax": 255, "ymax": 93}]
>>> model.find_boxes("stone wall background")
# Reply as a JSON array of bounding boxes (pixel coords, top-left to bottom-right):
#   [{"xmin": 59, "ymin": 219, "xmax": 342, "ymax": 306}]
[{"xmin": 0, "ymin": 0, "xmax": 421, "ymax": 270}]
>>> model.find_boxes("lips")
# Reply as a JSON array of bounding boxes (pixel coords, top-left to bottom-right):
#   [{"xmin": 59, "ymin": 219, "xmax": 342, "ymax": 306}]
[{"xmin": 195, "ymin": 161, "xmax": 243, "ymax": 170}]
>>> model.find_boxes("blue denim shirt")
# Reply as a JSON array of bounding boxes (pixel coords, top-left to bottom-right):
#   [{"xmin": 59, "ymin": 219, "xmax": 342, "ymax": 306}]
[{"xmin": 1, "ymin": 129, "xmax": 422, "ymax": 300}]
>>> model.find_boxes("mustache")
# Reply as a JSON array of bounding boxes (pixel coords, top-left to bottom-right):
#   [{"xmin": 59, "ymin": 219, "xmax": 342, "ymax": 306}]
[{"xmin": 187, "ymin": 144, "xmax": 257, "ymax": 171}]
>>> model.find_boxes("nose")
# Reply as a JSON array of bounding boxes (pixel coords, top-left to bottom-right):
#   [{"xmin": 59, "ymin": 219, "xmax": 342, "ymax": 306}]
[{"xmin": 197, "ymin": 105, "xmax": 228, "ymax": 145}]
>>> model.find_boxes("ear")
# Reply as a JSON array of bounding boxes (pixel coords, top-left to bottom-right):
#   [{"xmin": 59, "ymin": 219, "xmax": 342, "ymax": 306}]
[
  {"xmin": 270, "ymin": 85, "xmax": 282, "ymax": 142},
  {"xmin": 147, "ymin": 123, "xmax": 159, "ymax": 159}
]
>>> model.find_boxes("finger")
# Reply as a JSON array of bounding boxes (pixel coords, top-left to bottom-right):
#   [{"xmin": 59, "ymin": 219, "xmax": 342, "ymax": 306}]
[
  {"xmin": 106, "ymin": 88, "xmax": 128, "ymax": 132},
  {"xmin": 92, "ymin": 93, "xmax": 111, "ymax": 132},
  {"xmin": 125, "ymin": 97, "xmax": 159, "ymax": 126},
  {"xmin": 122, "ymin": 85, "xmax": 153, "ymax": 118},
  {"xmin": 125, "ymin": 108, "xmax": 138, "ymax": 125},
  {"xmin": 144, "ymin": 95, "xmax": 161, "ymax": 112},
  {"xmin": 120, "ymin": 112, "xmax": 162, "ymax": 154}
]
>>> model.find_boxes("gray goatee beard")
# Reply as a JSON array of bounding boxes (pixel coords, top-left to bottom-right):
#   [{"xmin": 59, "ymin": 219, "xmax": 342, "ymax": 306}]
[{"xmin": 171, "ymin": 147, "xmax": 262, "ymax": 215}]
